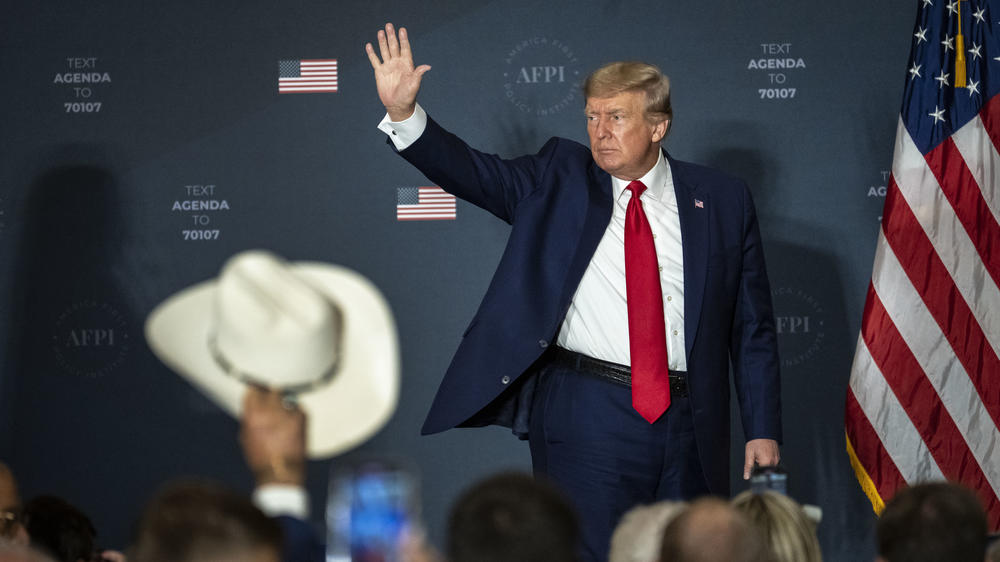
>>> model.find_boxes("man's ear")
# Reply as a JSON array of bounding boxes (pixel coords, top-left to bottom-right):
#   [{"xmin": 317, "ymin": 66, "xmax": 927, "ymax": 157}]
[{"xmin": 651, "ymin": 119, "xmax": 669, "ymax": 143}]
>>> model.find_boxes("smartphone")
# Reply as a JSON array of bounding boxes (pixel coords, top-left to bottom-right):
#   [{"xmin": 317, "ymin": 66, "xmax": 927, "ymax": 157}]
[
  {"xmin": 326, "ymin": 459, "xmax": 420, "ymax": 562},
  {"xmin": 749, "ymin": 465, "xmax": 788, "ymax": 495}
]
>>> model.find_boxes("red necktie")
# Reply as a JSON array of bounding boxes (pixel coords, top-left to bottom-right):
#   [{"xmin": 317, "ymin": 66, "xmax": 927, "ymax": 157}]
[{"xmin": 624, "ymin": 180, "xmax": 671, "ymax": 423}]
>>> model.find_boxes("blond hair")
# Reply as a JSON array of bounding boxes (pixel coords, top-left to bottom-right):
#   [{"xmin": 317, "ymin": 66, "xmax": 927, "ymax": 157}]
[
  {"xmin": 608, "ymin": 500, "xmax": 687, "ymax": 562},
  {"xmin": 732, "ymin": 491, "xmax": 822, "ymax": 562},
  {"xmin": 583, "ymin": 61, "xmax": 672, "ymax": 127}
]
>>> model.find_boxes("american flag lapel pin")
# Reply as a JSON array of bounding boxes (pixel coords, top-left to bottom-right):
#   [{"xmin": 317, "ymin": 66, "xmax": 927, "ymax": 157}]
[{"xmin": 694, "ymin": 198, "xmax": 704, "ymax": 208}]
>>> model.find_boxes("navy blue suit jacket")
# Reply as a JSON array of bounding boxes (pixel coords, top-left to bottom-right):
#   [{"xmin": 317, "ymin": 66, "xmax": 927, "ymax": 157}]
[{"xmin": 396, "ymin": 115, "xmax": 781, "ymax": 494}]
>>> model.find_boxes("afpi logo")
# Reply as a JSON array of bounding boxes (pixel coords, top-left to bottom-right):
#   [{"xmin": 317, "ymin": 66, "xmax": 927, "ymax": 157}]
[
  {"xmin": 503, "ymin": 37, "xmax": 582, "ymax": 116},
  {"xmin": 771, "ymin": 287, "xmax": 826, "ymax": 368},
  {"xmin": 51, "ymin": 300, "xmax": 130, "ymax": 378}
]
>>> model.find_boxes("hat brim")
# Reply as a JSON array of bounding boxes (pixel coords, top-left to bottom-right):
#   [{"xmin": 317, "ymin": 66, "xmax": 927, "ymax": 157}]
[{"xmin": 145, "ymin": 262, "xmax": 399, "ymax": 458}]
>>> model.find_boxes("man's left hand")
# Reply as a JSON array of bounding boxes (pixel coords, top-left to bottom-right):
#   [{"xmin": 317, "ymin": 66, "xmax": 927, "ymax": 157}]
[{"xmin": 743, "ymin": 438, "xmax": 780, "ymax": 480}]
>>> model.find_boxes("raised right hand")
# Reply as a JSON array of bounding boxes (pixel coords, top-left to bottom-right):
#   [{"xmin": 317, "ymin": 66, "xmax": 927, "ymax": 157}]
[
  {"xmin": 365, "ymin": 23, "xmax": 431, "ymax": 121},
  {"xmin": 240, "ymin": 386, "xmax": 306, "ymax": 486}
]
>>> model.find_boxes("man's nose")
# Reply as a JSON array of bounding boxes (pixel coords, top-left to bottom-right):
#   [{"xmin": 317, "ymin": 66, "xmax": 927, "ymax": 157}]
[{"xmin": 595, "ymin": 118, "xmax": 611, "ymax": 138}]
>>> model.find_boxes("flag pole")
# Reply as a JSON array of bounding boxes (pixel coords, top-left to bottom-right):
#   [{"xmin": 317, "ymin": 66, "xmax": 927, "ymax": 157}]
[{"xmin": 956, "ymin": 0, "xmax": 967, "ymax": 87}]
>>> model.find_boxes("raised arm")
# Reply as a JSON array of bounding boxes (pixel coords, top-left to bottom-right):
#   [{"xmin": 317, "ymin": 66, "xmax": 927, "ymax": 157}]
[{"xmin": 365, "ymin": 23, "xmax": 431, "ymax": 121}]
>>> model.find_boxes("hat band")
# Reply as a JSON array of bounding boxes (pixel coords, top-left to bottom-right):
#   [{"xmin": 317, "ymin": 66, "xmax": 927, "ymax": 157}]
[{"xmin": 206, "ymin": 334, "xmax": 341, "ymax": 396}]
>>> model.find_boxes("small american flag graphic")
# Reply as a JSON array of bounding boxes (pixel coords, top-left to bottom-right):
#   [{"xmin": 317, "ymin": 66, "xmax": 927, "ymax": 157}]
[
  {"xmin": 278, "ymin": 59, "xmax": 338, "ymax": 93},
  {"xmin": 396, "ymin": 187, "xmax": 456, "ymax": 221},
  {"xmin": 694, "ymin": 199, "xmax": 704, "ymax": 208}
]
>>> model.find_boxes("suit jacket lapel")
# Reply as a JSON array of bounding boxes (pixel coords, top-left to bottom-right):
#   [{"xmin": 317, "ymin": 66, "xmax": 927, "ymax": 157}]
[
  {"xmin": 560, "ymin": 154, "xmax": 706, "ymax": 361},
  {"xmin": 667, "ymin": 153, "xmax": 709, "ymax": 360},
  {"xmin": 557, "ymin": 162, "xmax": 613, "ymax": 324}
]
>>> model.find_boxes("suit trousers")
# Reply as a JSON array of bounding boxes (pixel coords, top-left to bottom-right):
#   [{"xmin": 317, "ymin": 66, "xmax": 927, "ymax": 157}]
[{"xmin": 528, "ymin": 353, "xmax": 710, "ymax": 562}]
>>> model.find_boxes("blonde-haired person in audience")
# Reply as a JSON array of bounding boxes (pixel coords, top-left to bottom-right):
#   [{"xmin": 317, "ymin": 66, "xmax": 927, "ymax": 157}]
[
  {"xmin": 732, "ymin": 491, "xmax": 821, "ymax": 562},
  {"xmin": 986, "ymin": 539, "xmax": 1000, "ymax": 562},
  {"xmin": 609, "ymin": 501, "xmax": 687, "ymax": 562}
]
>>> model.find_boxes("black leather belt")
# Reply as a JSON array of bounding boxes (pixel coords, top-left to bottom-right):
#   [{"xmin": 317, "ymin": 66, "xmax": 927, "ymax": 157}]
[{"xmin": 551, "ymin": 346, "xmax": 688, "ymax": 397}]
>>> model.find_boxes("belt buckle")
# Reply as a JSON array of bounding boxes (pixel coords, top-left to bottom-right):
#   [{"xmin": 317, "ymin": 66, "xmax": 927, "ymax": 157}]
[{"xmin": 669, "ymin": 375, "xmax": 688, "ymax": 398}]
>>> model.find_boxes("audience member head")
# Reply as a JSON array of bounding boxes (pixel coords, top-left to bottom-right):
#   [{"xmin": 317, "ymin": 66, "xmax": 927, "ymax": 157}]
[
  {"xmin": 0, "ymin": 464, "xmax": 18, "ymax": 512},
  {"xmin": 130, "ymin": 480, "xmax": 282, "ymax": 562},
  {"xmin": 19, "ymin": 496, "xmax": 96, "ymax": 562},
  {"xmin": 0, "ymin": 542, "xmax": 54, "ymax": 562},
  {"xmin": 659, "ymin": 497, "xmax": 770, "ymax": 562},
  {"xmin": 731, "ymin": 491, "xmax": 821, "ymax": 562},
  {"xmin": 876, "ymin": 481, "xmax": 987, "ymax": 562},
  {"xmin": 986, "ymin": 538, "xmax": 1000, "ymax": 562},
  {"xmin": 609, "ymin": 500, "xmax": 687, "ymax": 562},
  {"xmin": 447, "ymin": 472, "xmax": 579, "ymax": 562},
  {"xmin": 0, "ymin": 463, "xmax": 28, "ymax": 547}
]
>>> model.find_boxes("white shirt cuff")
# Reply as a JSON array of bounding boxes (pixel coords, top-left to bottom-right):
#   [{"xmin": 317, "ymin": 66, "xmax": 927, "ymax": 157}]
[
  {"xmin": 253, "ymin": 484, "xmax": 309, "ymax": 519},
  {"xmin": 377, "ymin": 103, "xmax": 427, "ymax": 151}
]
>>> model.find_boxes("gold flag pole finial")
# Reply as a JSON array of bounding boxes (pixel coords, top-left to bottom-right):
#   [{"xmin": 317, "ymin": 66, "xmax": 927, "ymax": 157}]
[{"xmin": 956, "ymin": 0, "xmax": 968, "ymax": 88}]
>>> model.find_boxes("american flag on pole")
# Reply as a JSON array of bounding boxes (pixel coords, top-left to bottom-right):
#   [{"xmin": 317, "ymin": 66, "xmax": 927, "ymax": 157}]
[
  {"xmin": 845, "ymin": 0, "xmax": 1000, "ymax": 531},
  {"xmin": 396, "ymin": 187, "xmax": 456, "ymax": 221},
  {"xmin": 278, "ymin": 59, "xmax": 338, "ymax": 93}
]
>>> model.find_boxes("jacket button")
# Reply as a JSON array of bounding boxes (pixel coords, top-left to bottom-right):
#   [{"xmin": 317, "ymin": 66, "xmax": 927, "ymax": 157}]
[
  {"xmin": 501, "ymin": 375, "xmax": 511, "ymax": 385},
  {"xmin": 538, "ymin": 339, "xmax": 548, "ymax": 348}
]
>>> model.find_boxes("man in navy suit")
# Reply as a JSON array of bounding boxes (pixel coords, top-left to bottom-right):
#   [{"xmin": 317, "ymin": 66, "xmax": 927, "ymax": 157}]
[{"xmin": 367, "ymin": 23, "xmax": 782, "ymax": 560}]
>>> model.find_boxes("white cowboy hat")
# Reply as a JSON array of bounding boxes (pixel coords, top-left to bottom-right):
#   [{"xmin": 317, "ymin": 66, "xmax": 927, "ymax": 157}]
[{"xmin": 145, "ymin": 250, "xmax": 399, "ymax": 458}]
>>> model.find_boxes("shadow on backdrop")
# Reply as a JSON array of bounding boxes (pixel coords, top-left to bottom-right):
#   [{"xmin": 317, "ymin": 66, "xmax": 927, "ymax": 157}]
[
  {"xmin": 5, "ymin": 150, "xmax": 135, "ymax": 501},
  {"xmin": 0, "ymin": 149, "xmax": 206, "ymax": 549},
  {"xmin": 701, "ymin": 127, "xmax": 877, "ymax": 562}
]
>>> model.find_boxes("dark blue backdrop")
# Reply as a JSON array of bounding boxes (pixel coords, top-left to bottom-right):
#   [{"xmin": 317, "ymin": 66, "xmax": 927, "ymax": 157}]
[{"xmin": 0, "ymin": 2, "xmax": 918, "ymax": 560}]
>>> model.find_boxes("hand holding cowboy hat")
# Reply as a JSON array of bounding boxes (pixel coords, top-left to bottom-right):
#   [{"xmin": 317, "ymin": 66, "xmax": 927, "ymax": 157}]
[{"xmin": 146, "ymin": 250, "xmax": 400, "ymax": 458}]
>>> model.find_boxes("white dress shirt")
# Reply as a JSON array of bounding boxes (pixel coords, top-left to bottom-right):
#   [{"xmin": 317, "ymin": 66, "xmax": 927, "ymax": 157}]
[
  {"xmin": 556, "ymin": 151, "xmax": 687, "ymax": 371},
  {"xmin": 378, "ymin": 103, "xmax": 429, "ymax": 150},
  {"xmin": 378, "ymin": 105, "xmax": 687, "ymax": 370}
]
